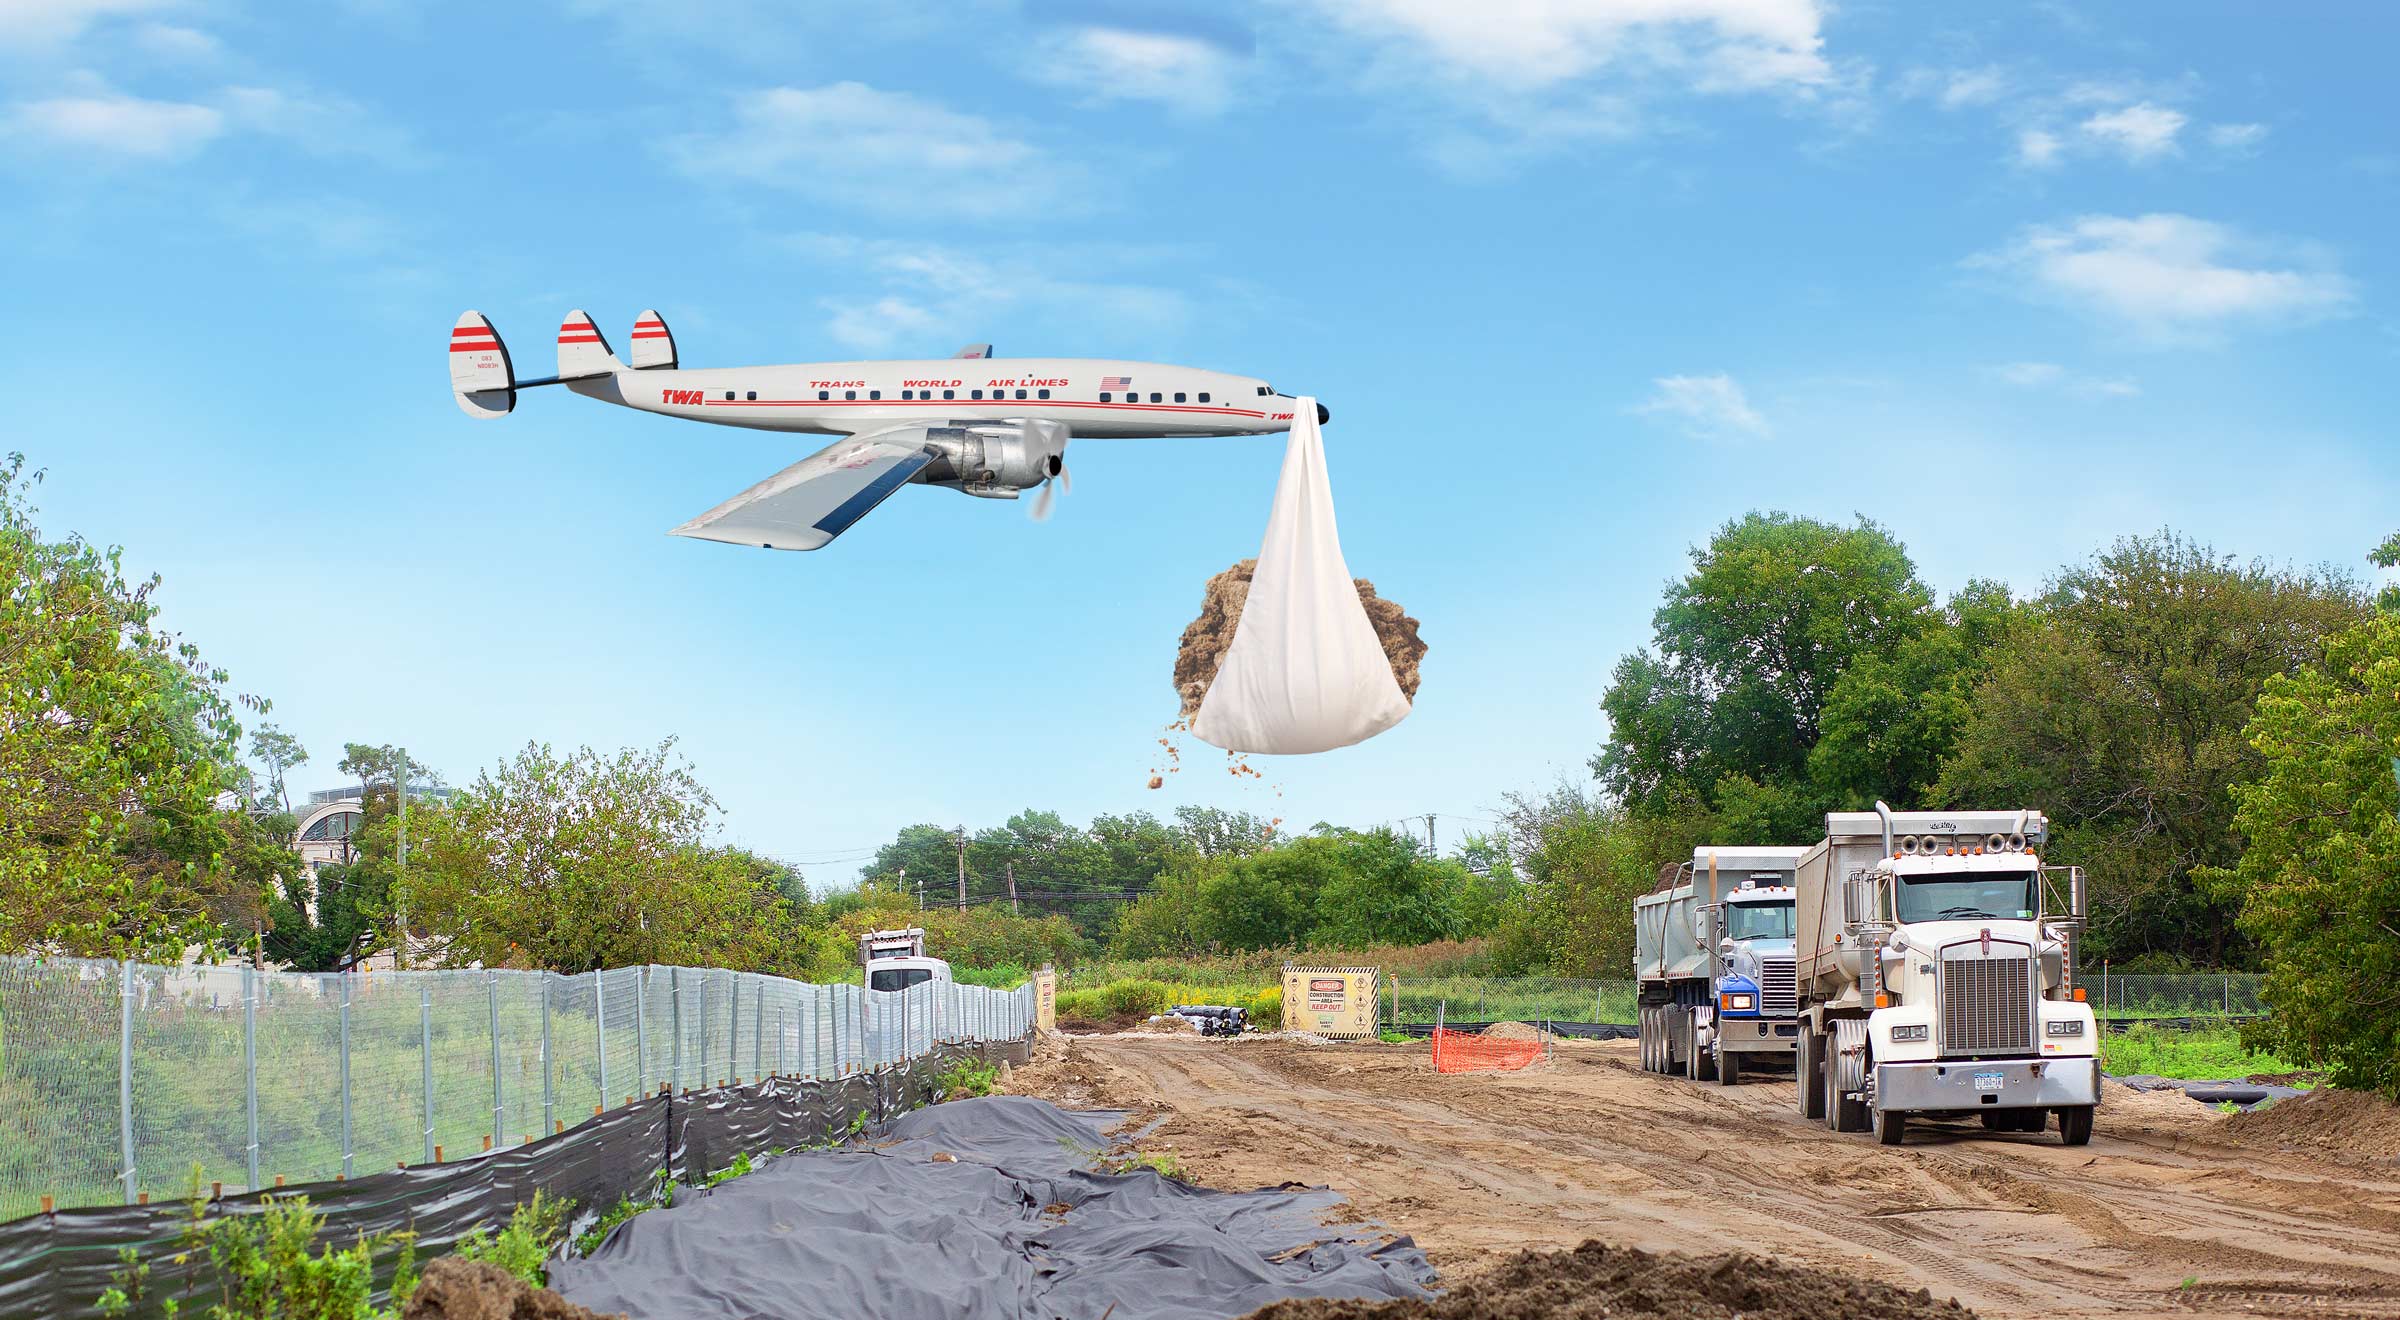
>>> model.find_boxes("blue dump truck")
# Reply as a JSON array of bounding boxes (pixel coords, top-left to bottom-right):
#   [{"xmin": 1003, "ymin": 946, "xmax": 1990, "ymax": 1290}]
[{"xmin": 1635, "ymin": 846, "xmax": 1805, "ymax": 1085}]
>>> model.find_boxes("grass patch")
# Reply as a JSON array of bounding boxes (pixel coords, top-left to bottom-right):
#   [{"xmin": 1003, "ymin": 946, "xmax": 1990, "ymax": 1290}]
[
  {"xmin": 2101, "ymin": 1024, "xmax": 2302, "ymax": 1079},
  {"xmin": 937, "ymin": 1058, "xmax": 1001, "ymax": 1100}
]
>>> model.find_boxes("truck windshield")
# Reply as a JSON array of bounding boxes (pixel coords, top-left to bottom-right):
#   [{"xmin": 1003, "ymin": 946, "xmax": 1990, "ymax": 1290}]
[
  {"xmin": 1895, "ymin": 873, "xmax": 2035, "ymax": 923},
  {"xmin": 1725, "ymin": 902, "xmax": 1793, "ymax": 940}
]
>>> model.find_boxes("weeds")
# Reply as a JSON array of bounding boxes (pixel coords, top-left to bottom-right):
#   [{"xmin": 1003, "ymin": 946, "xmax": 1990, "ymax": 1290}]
[
  {"xmin": 1101, "ymin": 1150, "xmax": 1187, "ymax": 1181},
  {"xmin": 452, "ymin": 1191, "xmax": 572, "ymax": 1289},
  {"xmin": 100, "ymin": 1167, "xmax": 421, "ymax": 1319},
  {"xmin": 705, "ymin": 1152, "xmax": 755, "ymax": 1188},
  {"xmin": 938, "ymin": 1058, "xmax": 1002, "ymax": 1100},
  {"xmin": 2101, "ymin": 1025, "xmax": 2302, "ymax": 1079}
]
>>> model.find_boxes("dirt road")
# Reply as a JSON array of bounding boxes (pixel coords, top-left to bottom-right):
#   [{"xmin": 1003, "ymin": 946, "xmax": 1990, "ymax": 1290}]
[{"xmin": 1013, "ymin": 1033, "xmax": 2400, "ymax": 1320}]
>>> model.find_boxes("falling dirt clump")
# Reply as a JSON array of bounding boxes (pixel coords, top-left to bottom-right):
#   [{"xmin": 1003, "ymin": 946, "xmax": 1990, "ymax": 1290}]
[
  {"xmin": 1244, "ymin": 1240, "xmax": 1975, "ymax": 1320},
  {"xmin": 2221, "ymin": 1086, "xmax": 2400, "ymax": 1161},
  {"xmin": 404, "ymin": 1257, "xmax": 623, "ymax": 1320},
  {"xmin": 1479, "ymin": 1021, "xmax": 1545, "ymax": 1043},
  {"xmin": 1175, "ymin": 559, "xmax": 1425, "ymax": 721}
]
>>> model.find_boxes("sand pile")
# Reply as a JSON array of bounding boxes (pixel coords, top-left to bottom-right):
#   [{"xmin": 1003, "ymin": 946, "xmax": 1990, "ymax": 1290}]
[
  {"xmin": 1244, "ymin": 1241, "xmax": 1975, "ymax": 1320},
  {"xmin": 2221, "ymin": 1086, "xmax": 2400, "ymax": 1161},
  {"xmin": 1175, "ymin": 559, "xmax": 1425, "ymax": 721},
  {"xmin": 1480, "ymin": 1021, "xmax": 1545, "ymax": 1043},
  {"xmin": 404, "ymin": 1257, "xmax": 621, "ymax": 1320}
]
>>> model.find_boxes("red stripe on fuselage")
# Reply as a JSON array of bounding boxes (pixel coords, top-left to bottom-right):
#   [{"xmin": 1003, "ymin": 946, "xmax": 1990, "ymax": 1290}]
[{"xmin": 686, "ymin": 398, "xmax": 1268, "ymax": 419}]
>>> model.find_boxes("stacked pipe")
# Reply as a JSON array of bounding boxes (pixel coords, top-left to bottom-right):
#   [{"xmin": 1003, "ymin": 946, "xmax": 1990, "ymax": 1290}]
[{"xmin": 1169, "ymin": 1005, "xmax": 1249, "ymax": 1037}]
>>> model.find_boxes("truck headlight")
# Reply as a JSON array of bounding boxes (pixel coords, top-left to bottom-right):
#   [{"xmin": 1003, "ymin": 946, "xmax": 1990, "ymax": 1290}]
[
  {"xmin": 2045, "ymin": 1020, "xmax": 2084, "ymax": 1037},
  {"xmin": 1720, "ymin": 993, "xmax": 1754, "ymax": 1011},
  {"xmin": 1890, "ymin": 1024, "xmax": 1930, "ymax": 1043}
]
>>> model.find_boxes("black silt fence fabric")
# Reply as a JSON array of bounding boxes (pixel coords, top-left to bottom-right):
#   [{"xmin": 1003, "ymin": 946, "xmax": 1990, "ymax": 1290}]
[
  {"xmin": 550, "ymin": 1094, "xmax": 1437, "ymax": 1320},
  {"xmin": 0, "ymin": 1038, "xmax": 1025, "ymax": 1319}
]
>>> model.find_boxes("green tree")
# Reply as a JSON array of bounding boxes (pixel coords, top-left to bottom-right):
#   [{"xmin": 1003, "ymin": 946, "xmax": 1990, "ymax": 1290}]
[
  {"xmin": 1490, "ymin": 784, "xmax": 1702, "ymax": 977},
  {"xmin": 1937, "ymin": 532, "xmax": 2368, "ymax": 966},
  {"xmin": 337, "ymin": 742, "xmax": 441, "ymax": 793},
  {"xmin": 0, "ymin": 454, "xmax": 261, "ymax": 959},
  {"xmin": 2373, "ymin": 530, "xmax": 2400, "ymax": 614},
  {"xmin": 263, "ymin": 855, "xmax": 383, "ymax": 971},
  {"xmin": 1808, "ymin": 579, "xmax": 2016, "ymax": 810},
  {"xmin": 249, "ymin": 723, "xmax": 309, "ymax": 815},
  {"xmin": 1597, "ymin": 512, "xmax": 1937, "ymax": 840},
  {"xmin": 1109, "ymin": 859, "xmax": 1212, "ymax": 958},
  {"xmin": 1310, "ymin": 829, "xmax": 1477, "ymax": 948},
  {"xmin": 400, "ymin": 739, "xmax": 796, "ymax": 972},
  {"xmin": 2213, "ymin": 613, "xmax": 2400, "ymax": 1097}
]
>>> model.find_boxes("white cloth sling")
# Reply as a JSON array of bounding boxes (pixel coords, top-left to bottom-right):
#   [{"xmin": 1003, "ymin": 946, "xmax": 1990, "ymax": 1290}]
[{"xmin": 1190, "ymin": 399, "xmax": 1411, "ymax": 754}]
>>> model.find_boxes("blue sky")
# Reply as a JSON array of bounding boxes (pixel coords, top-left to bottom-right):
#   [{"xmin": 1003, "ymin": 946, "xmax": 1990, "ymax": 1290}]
[{"xmin": 5, "ymin": 1, "xmax": 2395, "ymax": 882}]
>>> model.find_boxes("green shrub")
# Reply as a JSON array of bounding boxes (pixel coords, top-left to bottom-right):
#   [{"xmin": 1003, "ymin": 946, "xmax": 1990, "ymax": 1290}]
[
  {"xmin": 953, "ymin": 963, "xmax": 1029, "ymax": 989},
  {"xmin": 1101, "ymin": 979, "xmax": 1172, "ymax": 1019},
  {"xmin": 99, "ymin": 1171, "xmax": 420, "ymax": 1319},
  {"xmin": 937, "ymin": 1058, "xmax": 1002, "ymax": 1099},
  {"xmin": 571, "ymin": 1189, "xmax": 665, "ymax": 1258},
  {"xmin": 453, "ymin": 1190, "xmax": 572, "ymax": 1288}
]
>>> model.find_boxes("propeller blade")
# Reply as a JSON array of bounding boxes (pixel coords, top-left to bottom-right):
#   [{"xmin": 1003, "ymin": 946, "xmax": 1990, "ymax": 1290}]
[
  {"xmin": 1030, "ymin": 478, "xmax": 1057, "ymax": 522},
  {"xmin": 1059, "ymin": 464, "xmax": 1071, "ymax": 496}
]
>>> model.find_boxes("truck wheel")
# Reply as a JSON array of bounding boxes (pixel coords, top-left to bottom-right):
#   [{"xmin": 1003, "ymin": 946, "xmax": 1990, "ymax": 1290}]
[
  {"xmin": 1641, "ymin": 1007, "xmax": 1658, "ymax": 1072},
  {"xmin": 1798, "ymin": 1027, "xmax": 1826, "ymax": 1120},
  {"xmin": 1685, "ymin": 1014, "xmax": 1715, "ymax": 1082},
  {"xmin": 1824, "ymin": 1041, "xmax": 1867, "ymax": 1133},
  {"xmin": 2015, "ymin": 1109, "xmax": 2048, "ymax": 1133},
  {"xmin": 2057, "ymin": 1106, "xmax": 2094, "ymax": 1146},
  {"xmin": 1716, "ymin": 1043, "xmax": 1740, "ymax": 1086},
  {"xmin": 1872, "ymin": 1105, "xmax": 1906, "ymax": 1146}
]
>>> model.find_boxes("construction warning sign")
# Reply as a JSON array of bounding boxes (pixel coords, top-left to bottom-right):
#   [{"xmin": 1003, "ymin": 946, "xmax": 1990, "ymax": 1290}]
[
  {"xmin": 1283, "ymin": 965, "xmax": 1378, "ymax": 1039},
  {"xmin": 1035, "ymin": 969, "xmax": 1056, "ymax": 1033}
]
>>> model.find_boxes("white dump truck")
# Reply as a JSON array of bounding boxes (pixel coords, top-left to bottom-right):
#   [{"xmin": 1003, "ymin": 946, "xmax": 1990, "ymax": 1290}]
[
  {"xmin": 1635, "ymin": 846, "xmax": 1806, "ymax": 1084},
  {"xmin": 859, "ymin": 927, "xmax": 953, "ymax": 992},
  {"xmin": 1793, "ymin": 805, "xmax": 2097, "ymax": 1145}
]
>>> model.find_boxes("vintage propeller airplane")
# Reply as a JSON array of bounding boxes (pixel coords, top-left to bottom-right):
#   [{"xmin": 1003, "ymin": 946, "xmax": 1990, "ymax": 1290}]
[{"xmin": 448, "ymin": 309, "xmax": 1325, "ymax": 551}]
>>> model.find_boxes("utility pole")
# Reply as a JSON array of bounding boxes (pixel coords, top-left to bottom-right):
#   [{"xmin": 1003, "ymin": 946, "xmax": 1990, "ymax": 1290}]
[
  {"xmin": 1422, "ymin": 814, "xmax": 1438, "ymax": 854},
  {"xmin": 954, "ymin": 826, "xmax": 967, "ymax": 912},
  {"xmin": 1006, "ymin": 862, "xmax": 1019, "ymax": 916},
  {"xmin": 395, "ymin": 752, "xmax": 409, "ymax": 971}
]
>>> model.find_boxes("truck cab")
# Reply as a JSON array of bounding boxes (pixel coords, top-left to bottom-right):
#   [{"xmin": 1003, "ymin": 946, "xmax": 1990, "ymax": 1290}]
[
  {"xmin": 1706, "ymin": 879, "xmax": 1799, "ymax": 1077},
  {"xmin": 1795, "ymin": 806, "xmax": 2099, "ymax": 1146},
  {"xmin": 860, "ymin": 927, "xmax": 953, "ymax": 992}
]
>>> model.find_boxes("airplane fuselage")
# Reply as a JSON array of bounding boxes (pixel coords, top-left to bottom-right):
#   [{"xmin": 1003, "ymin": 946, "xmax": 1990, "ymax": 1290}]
[{"xmin": 569, "ymin": 357, "xmax": 1303, "ymax": 440}]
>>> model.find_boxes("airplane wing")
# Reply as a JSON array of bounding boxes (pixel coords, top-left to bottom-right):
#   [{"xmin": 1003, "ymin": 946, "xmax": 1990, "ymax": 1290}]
[{"xmin": 669, "ymin": 426, "xmax": 936, "ymax": 551}]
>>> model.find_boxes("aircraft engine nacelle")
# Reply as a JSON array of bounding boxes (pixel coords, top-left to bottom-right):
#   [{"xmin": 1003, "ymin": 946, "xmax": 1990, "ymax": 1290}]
[{"xmin": 920, "ymin": 421, "xmax": 1068, "ymax": 495}]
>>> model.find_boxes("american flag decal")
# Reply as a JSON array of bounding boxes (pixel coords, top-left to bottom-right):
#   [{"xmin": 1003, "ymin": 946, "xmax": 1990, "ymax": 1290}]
[{"xmin": 1101, "ymin": 376, "xmax": 1131, "ymax": 388}]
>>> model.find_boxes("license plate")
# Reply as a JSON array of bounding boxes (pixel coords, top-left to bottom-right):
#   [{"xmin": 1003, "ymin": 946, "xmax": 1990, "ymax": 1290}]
[{"xmin": 1973, "ymin": 1071, "xmax": 2005, "ymax": 1093}]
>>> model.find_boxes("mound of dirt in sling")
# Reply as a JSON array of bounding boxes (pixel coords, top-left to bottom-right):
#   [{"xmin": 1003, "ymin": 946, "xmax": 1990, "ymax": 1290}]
[
  {"xmin": 1244, "ymin": 1240, "xmax": 1975, "ymax": 1320},
  {"xmin": 404, "ymin": 1257, "xmax": 623, "ymax": 1320},
  {"xmin": 1175, "ymin": 559, "xmax": 1425, "ymax": 721},
  {"xmin": 2220, "ymin": 1085, "xmax": 2400, "ymax": 1160},
  {"xmin": 1478, "ymin": 1021, "xmax": 1545, "ymax": 1042}
]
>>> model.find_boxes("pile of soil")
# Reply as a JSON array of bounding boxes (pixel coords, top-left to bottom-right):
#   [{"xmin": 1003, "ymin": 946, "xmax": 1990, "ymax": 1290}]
[
  {"xmin": 1479, "ymin": 1021, "xmax": 1545, "ymax": 1043},
  {"xmin": 1174, "ymin": 559, "xmax": 1426, "ymax": 720},
  {"xmin": 2221, "ymin": 1086, "xmax": 2400, "ymax": 1161},
  {"xmin": 404, "ymin": 1258, "xmax": 622, "ymax": 1320},
  {"xmin": 1244, "ymin": 1241, "xmax": 1974, "ymax": 1320}
]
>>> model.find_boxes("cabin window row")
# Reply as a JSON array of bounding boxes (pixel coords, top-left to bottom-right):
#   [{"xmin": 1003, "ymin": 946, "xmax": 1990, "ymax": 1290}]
[{"xmin": 787, "ymin": 388, "xmax": 1213, "ymax": 404}]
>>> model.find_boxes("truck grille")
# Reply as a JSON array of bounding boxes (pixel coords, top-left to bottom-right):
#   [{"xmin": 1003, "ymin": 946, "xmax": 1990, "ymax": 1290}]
[
  {"xmin": 1939, "ymin": 945, "xmax": 2034, "ymax": 1056},
  {"xmin": 1757, "ymin": 957, "xmax": 1796, "ymax": 1017}
]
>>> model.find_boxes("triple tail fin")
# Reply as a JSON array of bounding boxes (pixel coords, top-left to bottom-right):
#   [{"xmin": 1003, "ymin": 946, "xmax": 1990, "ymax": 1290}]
[
  {"xmin": 629, "ymin": 310, "xmax": 678, "ymax": 369},
  {"xmin": 555, "ymin": 310, "xmax": 621, "ymax": 380}
]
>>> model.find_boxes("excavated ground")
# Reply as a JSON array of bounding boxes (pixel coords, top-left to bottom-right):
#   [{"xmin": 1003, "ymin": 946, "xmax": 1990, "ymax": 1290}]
[{"xmin": 1007, "ymin": 1034, "xmax": 2400, "ymax": 1320}]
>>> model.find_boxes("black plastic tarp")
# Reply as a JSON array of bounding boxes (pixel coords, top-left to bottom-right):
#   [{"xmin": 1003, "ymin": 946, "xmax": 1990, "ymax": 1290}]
[
  {"xmin": 0, "ymin": 1039, "xmax": 1023, "ymax": 1319},
  {"xmin": 549, "ymin": 1095, "xmax": 1436, "ymax": 1320}
]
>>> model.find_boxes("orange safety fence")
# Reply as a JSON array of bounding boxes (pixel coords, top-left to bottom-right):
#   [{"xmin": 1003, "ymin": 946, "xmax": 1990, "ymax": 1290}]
[{"xmin": 1430, "ymin": 1027, "xmax": 1545, "ymax": 1073}]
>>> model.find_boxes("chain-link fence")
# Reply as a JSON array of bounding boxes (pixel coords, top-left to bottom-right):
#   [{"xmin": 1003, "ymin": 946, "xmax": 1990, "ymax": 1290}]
[
  {"xmin": 1385, "ymin": 977, "xmax": 1638, "ymax": 1026},
  {"xmin": 0, "ymin": 957, "xmax": 1033, "ymax": 1221},
  {"xmin": 2090, "ymin": 972, "xmax": 2263, "ymax": 1018}
]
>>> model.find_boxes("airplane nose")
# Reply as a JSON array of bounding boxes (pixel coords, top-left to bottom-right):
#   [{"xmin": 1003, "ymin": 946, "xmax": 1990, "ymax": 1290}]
[{"xmin": 1316, "ymin": 401, "xmax": 1331, "ymax": 425}]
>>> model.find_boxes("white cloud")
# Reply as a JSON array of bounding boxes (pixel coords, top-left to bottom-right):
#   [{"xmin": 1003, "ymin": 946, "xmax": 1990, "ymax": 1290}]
[
  {"xmin": 1029, "ymin": 27, "xmax": 1241, "ymax": 115},
  {"xmin": 1311, "ymin": 0, "xmax": 1830, "ymax": 91},
  {"xmin": 1635, "ymin": 372, "xmax": 1769, "ymax": 441},
  {"xmin": 130, "ymin": 22, "xmax": 219, "ymax": 62},
  {"xmin": 2077, "ymin": 100, "xmax": 2185, "ymax": 161},
  {"xmin": 671, "ymin": 83, "xmax": 1061, "ymax": 211},
  {"xmin": 0, "ymin": 0, "xmax": 168, "ymax": 47},
  {"xmin": 786, "ymin": 233, "xmax": 1195, "ymax": 349},
  {"xmin": 1987, "ymin": 361, "xmax": 2139, "ymax": 397},
  {"xmin": 2016, "ymin": 128, "xmax": 2062, "ymax": 168},
  {"xmin": 6, "ymin": 90, "xmax": 221, "ymax": 156},
  {"xmin": 2208, "ymin": 121, "xmax": 2268, "ymax": 153},
  {"xmin": 1971, "ymin": 213, "xmax": 2355, "ymax": 343},
  {"xmin": 217, "ymin": 85, "xmax": 420, "ymax": 164},
  {"xmin": 1905, "ymin": 65, "xmax": 2009, "ymax": 110},
  {"xmin": 824, "ymin": 296, "xmax": 942, "ymax": 353}
]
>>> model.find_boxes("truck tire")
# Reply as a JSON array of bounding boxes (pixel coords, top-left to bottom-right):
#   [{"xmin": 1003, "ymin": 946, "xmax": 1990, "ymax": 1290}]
[
  {"xmin": 2057, "ymin": 1105, "xmax": 2094, "ymax": 1146},
  {"xmin": 1685, "ymin": 1013, "xmax": 1715, "ymax": 1082},
  {"xmin": 1716, "ymin": 1041, "xmax": 1740, "ymax": 1086},
  {"xmin": 2015, "ymin": 1109, "xmax": 2048, "ymax": 1133},
  {"xmin": 1642, "ymin": 1007, "xmax": 1659, "ymax": 1072},
  {"xmin": 1798, "ymin": 1027, "xmax": 1826, "ymax": 1120},
  {"xmin": 1824, "ymin": 1031, "xmax": 1868, "ymax": 1133},
  {"xmin": 1872, "ymin": 1104, "xmax": 1906, "ymax": 1145}
]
